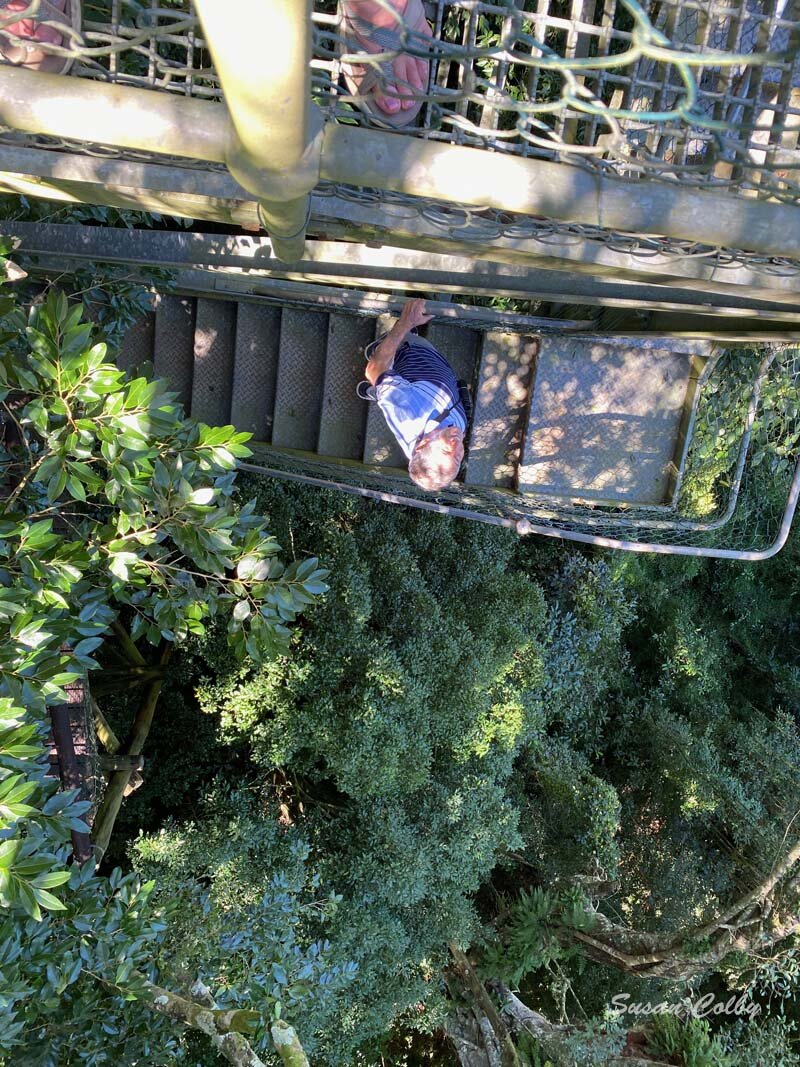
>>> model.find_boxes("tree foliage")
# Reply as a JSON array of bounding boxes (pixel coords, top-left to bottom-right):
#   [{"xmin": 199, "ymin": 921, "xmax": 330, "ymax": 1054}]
[
  {"xmin": 189, "ymin": 481, "xmax": 551, "ymax": 1062},
  {"xmin": 0, "ymin": 252, "xmax": 331, "ymax": 1064},
  {"xmin": 3, "ymin": 227, "xmax": 800, "ymax": 1067}
]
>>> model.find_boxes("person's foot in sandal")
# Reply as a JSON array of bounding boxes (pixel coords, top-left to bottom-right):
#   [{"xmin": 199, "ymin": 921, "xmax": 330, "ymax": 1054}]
[
  {"xmin": 340, "ymin": 0, "xmax": 432, "ymax": 127},
  {"xmin": 0, "ymin": 0, "xmax": 77, "ymax": 74}
]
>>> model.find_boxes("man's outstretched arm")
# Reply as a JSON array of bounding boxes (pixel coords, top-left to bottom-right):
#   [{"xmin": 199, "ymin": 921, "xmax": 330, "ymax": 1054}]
[{"xmin": 365, "ymin": 298, "xmax": 433, "ymax": 385}]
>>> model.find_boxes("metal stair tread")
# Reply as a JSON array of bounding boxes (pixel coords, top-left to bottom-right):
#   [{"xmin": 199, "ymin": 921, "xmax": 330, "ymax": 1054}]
[
  {"xmin": 117, "ymin": 309, "xmax": 155, "ymax": 377},
  {"xmin": 231, "ymin": 303, "xmax": 282, "ymax": 440},
  {"xmin": 518, "ymin": 335, "xmax": 712, "ymax": 505},
  {"xmin": 424, "ymin": 322, "xmax": 481, "ymax": 387},
  {"xmin": 318, "ymin": 313, "xmax": 374, "ymax": 459},
  {"xmin": 152, "ymin": 295, "xmax": 195, "ymax": 411},
  {"xmin": 465, "ymin": 332, "xmax": 538, "ymax": 487},
  {"xmin": 190, "ymin": 298, "xmax": 237, "ymax": 426},
  {"xmin": 272, "ymin": 308, "xmax": 329, "ymax": 451}
]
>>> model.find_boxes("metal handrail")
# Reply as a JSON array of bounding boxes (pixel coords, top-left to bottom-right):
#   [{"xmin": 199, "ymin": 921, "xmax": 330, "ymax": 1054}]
[{"xmin": 238, "ymin": 458, "xmax": 800, "ymax": 561}]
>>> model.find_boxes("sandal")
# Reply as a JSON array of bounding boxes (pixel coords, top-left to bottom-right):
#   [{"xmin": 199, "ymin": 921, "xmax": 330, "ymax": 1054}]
[
  {"xmin": 0, "ymin": 0, "xmax": 81, "ymax": 75},
  {"xmin": 338, "ymin": 0, "xmax": 431, "ymax": 129}
]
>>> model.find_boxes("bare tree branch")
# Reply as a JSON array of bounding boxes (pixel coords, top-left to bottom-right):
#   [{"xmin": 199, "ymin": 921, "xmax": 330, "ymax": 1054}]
[{"xmin": 448, "ymin": 943, "xmax": 520, "ymax": 1067}]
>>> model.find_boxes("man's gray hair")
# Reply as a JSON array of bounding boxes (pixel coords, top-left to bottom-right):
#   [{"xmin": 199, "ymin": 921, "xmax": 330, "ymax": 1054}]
[{"xmin": 408, "ymin": 443, "xmax": 461, "ymax": 492}]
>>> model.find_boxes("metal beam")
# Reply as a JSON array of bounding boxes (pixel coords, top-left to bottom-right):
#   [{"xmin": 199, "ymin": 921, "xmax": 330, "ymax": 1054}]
[
  {"xmin": 0, "ymin": 170, "xmax": 262, "ymax": 229},
  {"xmin": 1, "ymin": 65, "xmax": 800, "ymax": 259},
  {"xmin": 309, "ymin": 193, "xmax": 800, "ymax": 306},
  {"xmin": 2, "ymin": 146, "xmax": 800, "ymax": 306},
  {"xmin": 241, "ymin": 450, "xmax": 800, "ymax": 562},
  {"xmin": 320, "ymin": 123, "xmax": 800, "ymax": 261},
  {"xmin": 0, "ymin": 67, "xmax": 228, "ymax": 163},
  {"xmin": 5, "ymin": 221, "xmax": 800, "ymax": 320},
  {"xmin": 169, "ymin": 273, "xmax": 593, "ymax": 331},
  {"xmin": 20, "ymin": 250, "xmax": 800, "ymax": 338}
]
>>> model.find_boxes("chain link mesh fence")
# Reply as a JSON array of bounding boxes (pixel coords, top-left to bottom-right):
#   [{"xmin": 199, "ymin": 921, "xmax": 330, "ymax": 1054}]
[
  {"xmin": 246, "ymin": 344, "xmax": 800, "ymax": 556},
  {"xmin": 312, "ymin": 180, "xmax": 800, "ymax": 277},
  {"xmin": 317, "ymin": 0, "xmax": 800, "ymax": 202}
]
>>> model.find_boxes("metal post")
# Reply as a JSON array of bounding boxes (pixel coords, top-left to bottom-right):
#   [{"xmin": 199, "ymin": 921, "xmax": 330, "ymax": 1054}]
[{"xmin": 193, "ymin": 0, "xmax": 323, "ymax": 262}]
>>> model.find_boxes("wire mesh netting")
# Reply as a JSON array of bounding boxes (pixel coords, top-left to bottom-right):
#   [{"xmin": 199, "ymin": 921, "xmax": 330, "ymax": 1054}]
[
  {"xmin": 313, "ymin": 180, "xmax": 800, "ymax": 277},
  {"xmin": 0, "ymin": 0, "xmax": 799, "ymax": 202},
  {"xmin": 315, "ymin": 0, "xmax": 800, "ymax": 202},
  {"xmin": 247, "ymin": 344, "xmax": 800, "ymax": 556}
]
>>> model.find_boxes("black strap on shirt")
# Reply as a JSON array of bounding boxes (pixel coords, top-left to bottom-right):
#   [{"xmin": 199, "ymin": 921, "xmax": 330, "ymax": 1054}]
[{"xmin": 413, "ymin": 381, "xmax": 472, "ymax": 451}]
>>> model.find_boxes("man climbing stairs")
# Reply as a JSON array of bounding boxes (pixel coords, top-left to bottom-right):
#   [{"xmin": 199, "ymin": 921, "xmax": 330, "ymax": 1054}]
[{"xmin": 118, "ymin": 294, "xmax": 711, "ymax": 506}]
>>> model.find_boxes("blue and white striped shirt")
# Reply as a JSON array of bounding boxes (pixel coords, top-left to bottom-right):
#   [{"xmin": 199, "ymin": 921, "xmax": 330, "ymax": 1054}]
[{"xmin": 374, "ymin": 337, "xmax": 468, "ymax": 460}]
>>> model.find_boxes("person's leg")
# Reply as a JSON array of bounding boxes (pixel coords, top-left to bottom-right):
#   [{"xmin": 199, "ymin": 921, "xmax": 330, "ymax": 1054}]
[
  {"xmin": 0, "ymin": 0, "xmax": 73, "ymax": 73},
  {"xmin": 340, "ymin": 0, "xmax": 432, "ymax": 121}
]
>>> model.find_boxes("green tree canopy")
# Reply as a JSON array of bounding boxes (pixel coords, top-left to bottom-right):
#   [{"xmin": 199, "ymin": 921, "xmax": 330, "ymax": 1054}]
[{"xmin": 0, "ymin": 255, "xmax": 331, "ymax": 1065}]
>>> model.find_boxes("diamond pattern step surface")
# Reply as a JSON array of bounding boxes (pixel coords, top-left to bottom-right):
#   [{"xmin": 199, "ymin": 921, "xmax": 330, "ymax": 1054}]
[
  {"xmin": 424, "ymin": 323, "xmax": 481, "ymax": 388},
  {"xmin": 363, "ymin": 315, "xmax": 407, "ymax": 469},
  {"xmin": 272, "ymin": 308, "xmax": 329, "ymax": 451},
  {"xmin": 465, "ymin": 333, "xmax": 538, "ymax": 487},
  {"xmin": 153, "ymin": 296, "xmax": 195, "ymax": 411},
  {"xmin": 191, "ymin": 299, "xmax": 237, "ymax": 427},
  {"xmin": 318, "ymin": 314, "xmax": 374, "ymax": 460},
  {"xmin": 518, "ymin": 337, "xmax": 708, "ymax": 505},
  {"xmin": 117, "ymin": 310, "xmax": 155, "ymax": 376},
  {"xmin": 230, "ymin": 304, "xmax": 282, "ymax": 441}
]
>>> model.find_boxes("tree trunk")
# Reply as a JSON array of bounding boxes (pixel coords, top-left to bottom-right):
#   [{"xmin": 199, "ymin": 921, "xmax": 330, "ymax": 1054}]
[
  {"xmin": 493, "ymin": 983, "xmax": 673, "ymax": 1067},
  {"xmin": 553, "ymin": 836, "xmax": 800, "ymax": 979},
  {"xmin": 142, "ymin": 978, "xmax": 260, "ymax": 1036},
  {"xmin": 48, "ymin": 701, "xmax": 92, "ymax": 864},
  {"xmin": 445, "ymin": 1008, "xmax": 500, "ymax": 1067},
  {"xmin": 444, "ymin": 984, "xmax": 677, "ymax": 1067},
  {"xmin": 91, "ymin": 643, "xmax": 172, "ymax": 862},
  {"xmin": 111, "ymin": 617, "xmax": 148, "ymax": 667},
  {"xmin": 447, "ymin": 943, "xmax": 519, "ymax": 1067},
  {"xmin": 94, "ymin": 970, "xmax": 267, "ymax": 1067},
  {"xmin": 271, "ymin": 1021, "xmax": 311, "ymax": 1067}
]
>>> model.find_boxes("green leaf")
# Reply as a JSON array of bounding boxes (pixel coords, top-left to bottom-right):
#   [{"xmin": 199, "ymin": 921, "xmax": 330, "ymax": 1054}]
[
  {"xmin": 0, "ymin": 774, "xmax": 35, "ymax": 804},
  {"xmin": 32, "ymin": 886, "xmax": 67, "ymax": 912},
  {"xmin": 34, "ymin": 870, "xmax": 71, "ymax": 889},
  {"xmin": 46, "ymin": 467, "xmax": 68, "ymax": 503},
  {"xmin": 67, "ymin": 475, "xmax": 87, "ymax": 502},
  {"xmin": 17, "ymin": 881, "xmax": 41, "ymax": 921},
  {"xmin": 236, "ymin": 555, "xmax": 260, "ymax": 580},
  {"xmin": 0, "ymin": 839, "xmax": 21, "ymax": 869},
  {"xmin": 303, "ymin": 580, "xmax": 329, "ymax": 596},
  {"xmin": 294, "ymin": 557, "xmax": 319, "ymax": 581}
]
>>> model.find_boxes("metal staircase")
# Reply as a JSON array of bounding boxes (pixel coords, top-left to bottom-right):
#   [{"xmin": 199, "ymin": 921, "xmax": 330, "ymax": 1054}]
[
  {"xmin": 0, "ymin": 0, "xmax": 797, "ymax": 558},
  {"xmin": 117, "ymin": 293, "xmax": 712, "ymax": 508},
  {"xmin": 119, "ymin": 294, "xmax": 496, "ymax": 480}
]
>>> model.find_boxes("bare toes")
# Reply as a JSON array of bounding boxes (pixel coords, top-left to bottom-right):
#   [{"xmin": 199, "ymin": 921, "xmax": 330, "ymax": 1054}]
[{"xmin": 375, "ymin": 85, "xmax": 402, "ymax": 114}]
